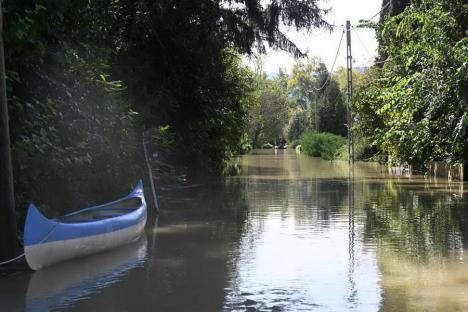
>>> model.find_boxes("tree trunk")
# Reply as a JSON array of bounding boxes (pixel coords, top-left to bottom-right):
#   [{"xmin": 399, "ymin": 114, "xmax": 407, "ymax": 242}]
[{"xmin": 0, "ymin": 0, "xmax": 19, "ymax": 261}]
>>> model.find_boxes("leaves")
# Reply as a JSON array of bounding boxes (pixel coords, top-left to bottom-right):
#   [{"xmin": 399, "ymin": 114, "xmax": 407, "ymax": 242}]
[{"xmin": 353, "ymin": 0, "xmax": 468, "ymax": 165}]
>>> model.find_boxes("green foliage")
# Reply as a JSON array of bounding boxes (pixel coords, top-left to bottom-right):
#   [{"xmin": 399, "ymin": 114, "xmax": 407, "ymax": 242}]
[
  {"xmin": 354, "ymin": 0, "xmax": 468, "ymax": 165},
  {"xmin": 239, "ymin": 133, "xmax": 253, "ymax": 155},
  {"xmin": 5, "ymin": 0, "xmax": 142, "ymax": 216},
  {"xmin": 336, "ymin": 136, "xmax": 382, "ymax": 162},
  {"xmin": 3, "ymin": 0, "xmax": 331, "ymax": 221},
  {"xmin": 318, "ymin": 79, "xmax": 347, "ymax": 136},
  {"xmin": 288, "ymin": 59, "xmax": 347, "ymax": 136},
  {"xmin": 289, "ymin": 139, "xmax": 302, "ymax": 149},
  {"xmin": 246, "ymin": 75, "xmax": 289, "ymax": 147},
  {"xmin": 301, "ymin": 132, "xmax": 346, "ymax": 160},
  {"xmin": 285, "ymin": 109, "xmax": 309, "ymax": 141}
]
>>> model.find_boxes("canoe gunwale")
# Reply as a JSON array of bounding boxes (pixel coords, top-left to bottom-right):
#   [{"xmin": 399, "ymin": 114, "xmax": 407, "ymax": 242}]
[
  {"xmin": 24, "ymin": 180, "xmax": 147, "ymax": 270},
  {"xmin": 59, "ymin": 183, "xmax": 144, "ymax": 219}
]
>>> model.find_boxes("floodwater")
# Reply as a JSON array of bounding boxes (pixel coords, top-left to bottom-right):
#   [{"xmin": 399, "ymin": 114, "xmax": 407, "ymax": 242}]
[{"xmin": 2, "ymin": 150, "xmax": 468, "ymax": 311}]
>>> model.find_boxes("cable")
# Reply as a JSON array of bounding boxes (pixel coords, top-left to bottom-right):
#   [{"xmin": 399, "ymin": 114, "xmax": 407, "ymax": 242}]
[
  {"xmin": 0, "ymin": 253, "xmax": 25, "ymax": 266},
  {"xmin": 0, "ymin": 211, "xmax": 60, "ymax": 267},
  {"xmin": 351, "ymin": 27, "xmax": 375, "ymax": 60},
  {"xmin": 365, "ymin": 1, "xmax": 392, "ymax": 22},
  {"xmin": 313, "ymin": 27, "xmax": 345, "ymax": 92}
]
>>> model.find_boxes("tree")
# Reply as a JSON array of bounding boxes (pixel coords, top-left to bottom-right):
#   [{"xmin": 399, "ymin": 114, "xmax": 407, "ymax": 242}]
[
  {"xmin": 1, "ymin": 0, "xmax": 332, "ymax": 257},
  {"xmin": 285, "ymin": 109, "xmax": 309, "ymax": 141},
  {"xmin": 377, "ymin": 0, "xmax": 412, "ymax": 62},
  {"xmin": 353, "ymin": 0, "xmax": 468, "ymax": 166},
  {"xmin": 380, "ymin": 0, "xmax": 412, "ymax": 22},
  {"xmin": 112, "ymin": 0, "xmax": 331, "ymax": 175},
  {"xmin": 318, "ymin": 79, "xmax": 347, "ymax": 136},
  {"xmin": 247, "ymin": 76, "xmax": 289, "ymax": 147},
  {"xmin": 288, "ymin": 60, "xmax": 316, "ymax": 110}
]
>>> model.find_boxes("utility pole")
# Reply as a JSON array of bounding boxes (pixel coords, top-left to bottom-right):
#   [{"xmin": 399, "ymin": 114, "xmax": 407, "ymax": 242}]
[
  {"xmin": 0, "ymin": 0, "xmax": 20, "ymax": 260},
  {"xmin": 346, "ymin": 20, "xmax": 354, "ymax": 165}
]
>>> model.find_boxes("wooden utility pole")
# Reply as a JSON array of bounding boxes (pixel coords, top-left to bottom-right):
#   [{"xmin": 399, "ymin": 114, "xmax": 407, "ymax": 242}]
[
  {"xmin": 0, "ymin": 0, "xmax": 19, "ymax": 260},
  {"xmin": 346, "ymin": 20, "xmax": 354, "ymax": 165},
  {"xmin": 142, "ymin": 131, "xmax": 159, "ymax": 213}
]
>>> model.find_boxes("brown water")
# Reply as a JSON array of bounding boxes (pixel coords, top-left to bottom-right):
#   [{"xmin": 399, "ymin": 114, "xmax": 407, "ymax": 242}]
[{"xmin": 2, "ymin": 150, "xmax": 468, "ymax": 311}]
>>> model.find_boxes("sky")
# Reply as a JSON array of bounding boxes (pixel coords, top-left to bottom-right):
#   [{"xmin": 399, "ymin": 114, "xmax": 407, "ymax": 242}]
[{"xmin": 243, "ymin": 0, "xmax": 382, "ymax": 75}]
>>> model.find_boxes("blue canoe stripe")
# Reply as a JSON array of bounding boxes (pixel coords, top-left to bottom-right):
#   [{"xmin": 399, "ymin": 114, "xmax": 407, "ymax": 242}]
[
  {"xmin": 24, "ymin": 180, "xmax": 147, "ymax": 246},
  {"xmin": 25, "ymin": 206, "xmax": 146, "ymax": 246}
]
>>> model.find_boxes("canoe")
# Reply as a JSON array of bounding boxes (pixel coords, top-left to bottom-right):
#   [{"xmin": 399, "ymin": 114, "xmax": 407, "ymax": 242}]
[{"xmin": 24, "ymin": 180, "xmax": 147, "ymax": 270}]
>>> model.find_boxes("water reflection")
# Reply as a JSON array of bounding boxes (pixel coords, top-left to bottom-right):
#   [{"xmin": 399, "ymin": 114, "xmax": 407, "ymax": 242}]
[
  {"xmin": 26, "ymin": 235, "xmax": 147, "ymax": 311},
  {"xmin": 224, "ymin": 155, "xmax": 380, "ymax": 311},
  {"xmin": 2, "ymin": 150, "xmax": 468, "ymax": 311}
]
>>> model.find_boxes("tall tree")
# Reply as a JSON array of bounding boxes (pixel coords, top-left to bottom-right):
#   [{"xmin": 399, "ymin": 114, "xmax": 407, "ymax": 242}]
[
  {"xmin": 0, "ymin": 0, "xmax": 19, "ymax": 261},
  {"xmin": 377, "ymin": 0, "xmax": 412, "ymax": 62},
  {"xmin": 354, "ymin": 0, "xmax": 468, "ymax": 165},
  {"xmin": 318, "ymin": 78, "xmax": 346, "ymax": 136},
  {"xmin": 380, "ymin": 0, "xmax": 412, "ymax": 22},
  {"xmin": 113, "ymin": 0, "xmax": 331, "ymax": 175}
]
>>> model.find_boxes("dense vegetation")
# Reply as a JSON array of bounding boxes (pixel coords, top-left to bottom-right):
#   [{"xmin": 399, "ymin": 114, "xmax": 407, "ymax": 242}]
[
  {"xmin": 245, "ymin": 58, "xmax": 349, "ymax": 150},
  {"xmin": 354, "ymin": 0, "xmax": 468, "ymax": 167},
  {"xmin": 301, "ymin": 132, "xmax": 345, "ymax": 160},
  {"xmin": 1, "ymin": 0, "xmax": 334, "ymax": 258}
]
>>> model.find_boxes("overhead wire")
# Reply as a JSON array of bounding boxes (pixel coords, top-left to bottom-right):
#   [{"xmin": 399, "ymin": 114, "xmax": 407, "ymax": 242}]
[
  {"xmin": 351, "ymin": 27, "xmax": 374, "ymax": 60},
  {"xmin": 364, "ymin": 0, "xmax": 392, "ymax": 22},
  {"xmin": 313, "ymin": 27, "xmax": 345, "ymax": 92}
]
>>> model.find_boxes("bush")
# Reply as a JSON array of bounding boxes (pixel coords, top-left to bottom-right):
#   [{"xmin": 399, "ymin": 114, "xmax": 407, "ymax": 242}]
[
  {"xmin": 289, "ymin": 139, "xmax": 302, "ymax": 149},
  {"xmin": 301, "ymin": 132, "xmax": 346, "ymax": 160},
  {"xmin": 336, "ymin": 136, "xmax": 382, "ymax": 162}
]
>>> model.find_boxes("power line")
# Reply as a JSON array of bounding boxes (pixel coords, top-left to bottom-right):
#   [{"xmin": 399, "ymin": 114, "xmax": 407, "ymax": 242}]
[
  {"xmin": 351, "ymin": 27, "xmax": 375, "ymax": 61},
  {"xmin": 365, "ymin": 1, "xmax": 391, "ymax": 22},
  {"xmin": 314, "ymin": 27, "xmax": 345, "ymax": 92}
]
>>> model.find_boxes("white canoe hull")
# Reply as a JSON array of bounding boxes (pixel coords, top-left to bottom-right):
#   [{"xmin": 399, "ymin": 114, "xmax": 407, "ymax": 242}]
[{"xmin": 25, "ymin": 216, "xmax": 146, "ymax": 270}]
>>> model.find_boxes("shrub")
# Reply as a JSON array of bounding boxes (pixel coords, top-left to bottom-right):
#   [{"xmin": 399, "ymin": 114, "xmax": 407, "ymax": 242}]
[
  {"xmin": 301, "ymin": 132, "xmax": 346, "ymax": 160},
  {"xmin": 289, "ymin": 139, "xmax": 302, "ymax": 149},
  {"xmin": 336, "ymin": 136, "xmax": 382, "ymax": 162}
]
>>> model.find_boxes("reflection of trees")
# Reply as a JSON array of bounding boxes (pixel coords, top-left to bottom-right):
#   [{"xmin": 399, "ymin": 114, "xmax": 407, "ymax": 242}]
[
  {"xmin": 358, "ymin": 179, "xmax": 468, "ymax": 312},
  {"xmin": 361, "ymin": 179, "xmax": 466, "ymax": 262},
  {"xmin": 377, "ymin": 244, "xmax": 468, "ymax": 312}
]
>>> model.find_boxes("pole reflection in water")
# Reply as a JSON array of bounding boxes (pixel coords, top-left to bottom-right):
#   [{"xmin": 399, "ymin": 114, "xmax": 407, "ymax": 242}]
[
  {"xmin": 347, "ymin": 164, "xmax": 357, "ymax": 308},
  {"xmin": 223, "ymin": 151, "xmax": 381, "ymax": 311},
  {"xmin": 3, "ymin": 150, "xmax": 468, "ymax": 311},
  {"xmin": 26, "ymin": 235, "xmax": 147, "ymax": 312}
]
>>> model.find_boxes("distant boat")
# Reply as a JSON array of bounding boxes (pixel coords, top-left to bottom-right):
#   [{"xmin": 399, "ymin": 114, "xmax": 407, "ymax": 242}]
[
  {"xmin": 274, "ymin": 144, "xmax": 287, "ymax": 150},
  {"xmin": 24, "ymin": 180, "xmax": 147, "ymax": 270}
]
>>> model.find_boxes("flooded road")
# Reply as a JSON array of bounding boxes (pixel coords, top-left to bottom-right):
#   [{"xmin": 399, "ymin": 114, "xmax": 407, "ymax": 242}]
[{"xmin": 2, "ymin": 150, "xmax": 468, "ymax": 311}]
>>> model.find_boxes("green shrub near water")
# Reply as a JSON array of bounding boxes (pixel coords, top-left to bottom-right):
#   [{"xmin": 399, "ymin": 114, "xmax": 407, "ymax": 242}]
[
  {"xmin": 301, "ymin": 132, "xmax": 346, "ymax": 160},
  {"xmin": 289, "ymin": 139, "xmax": 302, "ymax": 149},
  {"xmin": 336, "ymin": 136, "xmax": 383, "ymax": 162}
]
